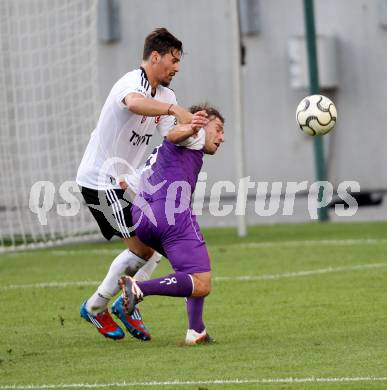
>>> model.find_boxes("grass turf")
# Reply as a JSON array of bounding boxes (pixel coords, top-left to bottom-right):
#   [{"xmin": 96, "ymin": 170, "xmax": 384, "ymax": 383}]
[{"xmin": 1, "ymin": 221, "xmax": 387, "ymax": 389}]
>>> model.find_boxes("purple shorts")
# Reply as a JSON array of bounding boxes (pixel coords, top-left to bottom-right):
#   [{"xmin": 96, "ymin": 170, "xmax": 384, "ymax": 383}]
[{"xmin": 132, "ymin": 200, "xmax": 211, "ymax": 274}]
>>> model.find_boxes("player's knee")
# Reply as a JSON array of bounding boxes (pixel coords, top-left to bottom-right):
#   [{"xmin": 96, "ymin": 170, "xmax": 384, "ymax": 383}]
[
  {"xmin": 124, "ymin": 237, "xmax": 154, "ymax": 260},
  {"xmin": 130, "ymin": 247, "xmax": 154, "ymax": 260},
  {"xmin": 201, "ymin": 277, "xmax": 212, "ymax": 296},
  {"xmin": 192, "ymin": 286, "xmax": 210, "ymax": 297},
  {"xmin": 192, "ymin": 272, "xmax": 211, "ymax": 297},
  {"xmin": 136, "ymin": 247, "xmax": 154, "ymax": 260},
  {"xmin": 201, "ymin": 283, "xmax": 211, "ymax": 297}
]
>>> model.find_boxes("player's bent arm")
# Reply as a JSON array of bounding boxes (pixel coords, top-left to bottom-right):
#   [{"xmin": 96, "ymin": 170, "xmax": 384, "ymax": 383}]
[
  {"xmin": 124, "ymin": 93, "xmax": 193, "ymax": 124},
  {"xmin": 170, "ymin": 104, "xmax": 193, "ymax": 124},
  {"xmin": 167, "ymin": 110, "xmax": 209, "ymax": 143},
  {"xmin": 124, "ymin": 93, "xmax": 170, "ymax": 116},
  {"xmin": 166, "ymin": 124, "xmax": 197, "ymax": 144}
]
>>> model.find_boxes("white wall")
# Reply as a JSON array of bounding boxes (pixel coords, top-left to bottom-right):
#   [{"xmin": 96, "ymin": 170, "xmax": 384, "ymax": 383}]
[
  {"xmin": 97, "ymin": 0, "xmax": 387, "ymax": 193},
  {"xmin": 97, "ymin": 0, "xmax": 240, "ymax": 188}
]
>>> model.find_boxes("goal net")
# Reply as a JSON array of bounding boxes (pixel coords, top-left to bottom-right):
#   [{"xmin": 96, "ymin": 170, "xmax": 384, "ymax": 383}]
[{"xmin": 0, "ymin": 0, "xmax": 100, "ymax": 252}]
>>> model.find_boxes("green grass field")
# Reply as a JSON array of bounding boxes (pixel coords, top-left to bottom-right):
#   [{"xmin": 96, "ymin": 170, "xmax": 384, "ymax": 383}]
[{"xmin": 1, "ymin": 221, "xmax": 387, "ymax": 389}]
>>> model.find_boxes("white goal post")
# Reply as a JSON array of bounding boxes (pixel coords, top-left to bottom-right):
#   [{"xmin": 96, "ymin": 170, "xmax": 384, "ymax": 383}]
[{"xmin": 0, "ymin": 0, "xmax": 100, "ymax": 252}]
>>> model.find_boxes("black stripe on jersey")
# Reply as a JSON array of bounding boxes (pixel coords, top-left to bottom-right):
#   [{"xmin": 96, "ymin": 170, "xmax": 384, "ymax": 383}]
[
  {"xmin": 141, "ymin": 76, "xmax": 150, "ymax": 92},
  {"xmin": 140, "ymin": 77, "xmax": 149, "ymax": 91},
  {"xmin": 140, "ymin": 67, "xmax": 150, "ymax": 91},
  {"xmin": 141, "ymin": 74, "xmax": 147, "ymax": 90},
  {"xmin": 140, "ymin": 66, "xmax": 148, "ymax": 80}
]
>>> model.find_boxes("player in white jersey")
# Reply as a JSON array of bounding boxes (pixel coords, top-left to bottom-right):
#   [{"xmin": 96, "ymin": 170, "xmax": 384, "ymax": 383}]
[
  {"xmin": 76, "ymin": 68, "xmax": 178, "ymax": 190},
  {"xmin": 77, "ymin": 28, "xmax": 208, "ymax": 341}
]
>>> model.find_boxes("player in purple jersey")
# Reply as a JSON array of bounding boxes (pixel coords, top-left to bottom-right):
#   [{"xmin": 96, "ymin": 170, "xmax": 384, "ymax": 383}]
[
  {"xmin": 114, "ymin": 104, "xmax": 225, "ymax": 344},
  {"xmin": 77, "ymin": 28, "xmax": 208, "ymax": 342}
]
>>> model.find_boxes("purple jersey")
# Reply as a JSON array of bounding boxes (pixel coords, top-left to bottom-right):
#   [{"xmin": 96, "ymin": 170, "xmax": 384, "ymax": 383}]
[
  {"xmin": 131, "ymin": 138, "xmax": 211, "ymax": 274},
  {"xmin": 139, "ymin": 139, "xmax": 204, "ymax": 203}
]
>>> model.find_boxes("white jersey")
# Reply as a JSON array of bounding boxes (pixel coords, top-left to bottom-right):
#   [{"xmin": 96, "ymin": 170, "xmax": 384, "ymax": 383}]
[{"xmin": 76, "ymin": 67, "xmax": 177, "ymax": 190}]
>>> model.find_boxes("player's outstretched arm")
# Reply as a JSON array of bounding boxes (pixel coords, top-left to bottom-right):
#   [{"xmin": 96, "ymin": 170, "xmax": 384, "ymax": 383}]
[
  {"xmin": 124, "ymin": 93, "xmax": 193, "ymax": 124},
  {"xmin": 166, "ymin": 111, "xmax": 208, "ymax": 144}
]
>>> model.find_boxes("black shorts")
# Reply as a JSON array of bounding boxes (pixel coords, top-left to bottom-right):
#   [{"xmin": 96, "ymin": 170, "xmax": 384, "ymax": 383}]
[{"xmin": 80, "ymin": 186, "xmax": 135, "ymax": 240}]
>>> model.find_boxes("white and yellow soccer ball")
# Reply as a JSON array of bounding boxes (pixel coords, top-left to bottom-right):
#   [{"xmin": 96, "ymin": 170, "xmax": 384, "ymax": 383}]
[{"xmin": 296, "ymin": 94, "xmax": 337, "ymax": 136}]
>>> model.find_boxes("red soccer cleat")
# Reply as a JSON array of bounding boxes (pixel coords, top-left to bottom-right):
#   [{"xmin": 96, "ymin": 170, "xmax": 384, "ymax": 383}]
[{"xmin": 80, "ymin": 301, "xmax": 125, "ymax": 340}]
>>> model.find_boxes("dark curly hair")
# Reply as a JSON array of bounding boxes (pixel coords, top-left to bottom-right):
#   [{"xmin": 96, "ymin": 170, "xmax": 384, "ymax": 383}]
[{"xmin": 143, "ymin": 28, "xmax": 183, "ymax": 60}]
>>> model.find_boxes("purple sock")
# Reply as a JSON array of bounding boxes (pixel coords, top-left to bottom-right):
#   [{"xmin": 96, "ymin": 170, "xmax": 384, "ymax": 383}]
[
  {"xmin": 186, "ymin": 297, "xmax": 205, "ymax": 333},
  {"xmin": 137, "ymin": 272, "xmax": 193, "ymax": 297}
]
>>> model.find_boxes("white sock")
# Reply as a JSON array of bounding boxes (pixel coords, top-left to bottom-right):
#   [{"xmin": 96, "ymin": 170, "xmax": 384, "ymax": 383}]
[
  {"xmin": 86, "ymin": 249, "xmax": 146, "ymax": 314},
  {"xmin": 134, "ymin": 252, "xmax": 162, "ymax": 282},
  {"xmin": 86, "ymin": 291, "xmax": 110, "ymax": 315}
]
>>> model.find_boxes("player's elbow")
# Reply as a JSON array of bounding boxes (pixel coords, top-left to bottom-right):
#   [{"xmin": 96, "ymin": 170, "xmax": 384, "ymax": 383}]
[
  {"xmin": 124, "ymin": 96, "xmax": 143, "ymax": 114},
  {"xmin": 125, "ymin": 99, "xmax": 139, "ymax": 113}
]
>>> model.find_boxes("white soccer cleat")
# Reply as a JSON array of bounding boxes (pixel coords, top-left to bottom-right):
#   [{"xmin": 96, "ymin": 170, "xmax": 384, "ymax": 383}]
[{"xmin": 185, "ymin": 329, "xmax": 214, "ymax": 345}]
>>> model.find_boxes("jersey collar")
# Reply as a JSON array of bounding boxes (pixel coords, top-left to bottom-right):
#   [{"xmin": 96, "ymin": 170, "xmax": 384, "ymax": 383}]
[{"xmin": 140, "ymin": 66, "xmax": 156, "ymax": 97}]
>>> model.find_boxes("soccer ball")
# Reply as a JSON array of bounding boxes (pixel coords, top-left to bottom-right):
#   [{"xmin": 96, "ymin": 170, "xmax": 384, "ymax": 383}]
[{"xmin": 296, "ymin": 94, "xmax": 337, "ymax": 136}]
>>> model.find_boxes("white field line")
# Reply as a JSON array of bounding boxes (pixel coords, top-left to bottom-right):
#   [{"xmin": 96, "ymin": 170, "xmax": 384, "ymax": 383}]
[
  {"xmin": 0, "ymin": 280, "xmax": 100, "ymax": 290},
  {"xmin": 1, "ymin": 376, "xmax": 387, "ymax": 389},
  {"xmin": 1, "ymin": 262, "xmax": 386, "ymax": 291},
  {"xmin": 215, "ymin": 262, "xmax": 387, "ymax": 281},
  {"xmin": 2, "ymin": 238, "xmax": 387, "ymax": 258},
  {"xmin": 233, "ymin": 238, "xmax": 387, "ymax": 249},
  {"xmin": 50, "ymin": 238, "xmax": 387, "ymax": 254}
]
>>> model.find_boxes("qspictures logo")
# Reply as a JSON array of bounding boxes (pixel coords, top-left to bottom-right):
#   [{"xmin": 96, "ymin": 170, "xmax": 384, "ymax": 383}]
[{"xmin": 28, "ymin": 174, "xmax": 360, "ymax": 227}]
